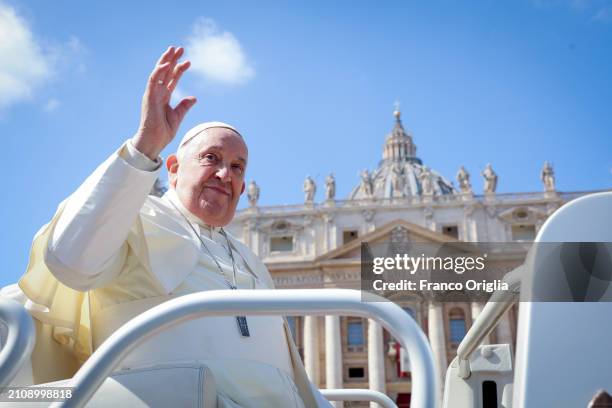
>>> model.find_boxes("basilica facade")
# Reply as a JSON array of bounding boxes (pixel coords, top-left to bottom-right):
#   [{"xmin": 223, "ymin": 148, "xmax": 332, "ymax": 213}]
[{"xmin": 224, "ymin": 110, "xmax": 599, "ymax": 406}]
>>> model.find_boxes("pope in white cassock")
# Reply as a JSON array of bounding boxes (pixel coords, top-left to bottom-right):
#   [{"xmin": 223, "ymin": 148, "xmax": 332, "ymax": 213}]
[{"xmin": 13, "ymin": 46, "xmax": 330, "ymax": 407}]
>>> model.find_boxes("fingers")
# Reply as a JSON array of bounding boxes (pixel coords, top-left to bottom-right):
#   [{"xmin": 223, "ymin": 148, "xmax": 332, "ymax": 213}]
[
  {"xmin": 148, "ymin": 61, "xmax": 172, "ymax": 87},
  {"xmin": 173, "ymin": 96, "xmax": 197, "ymax": 124},
  {"xmin": 148, "ymin": 46, "xmax": 189, "ymax": 96},
  {"xmin": 162, "ymin": 47, "xmax": 184, "ymax": 85},
  {"xmin": 148, "ymin": 46, "xmax": 181, "ymax": 89},
  {"xmin": 145, "ymin": 46, "xmax": 194, "ymax": 130},
  {"xmin": 167, "ymin": 60, "xmax": 191, "ymax": 93},
  {"xmin": 156, "ymin": 46, "xmax": 176, "ymax": 66}
]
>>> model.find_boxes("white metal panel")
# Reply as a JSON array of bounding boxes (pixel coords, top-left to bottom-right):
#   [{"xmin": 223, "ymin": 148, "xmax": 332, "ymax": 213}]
[{"xmin": 514, "ymin": 192, "xmax": 612, "ymax": 408}]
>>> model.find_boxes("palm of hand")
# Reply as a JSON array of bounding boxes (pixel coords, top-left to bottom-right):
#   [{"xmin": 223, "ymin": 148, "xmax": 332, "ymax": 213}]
[{"xmin": 134, "ymin": 46, "xmax": 196, "ymax": 160}]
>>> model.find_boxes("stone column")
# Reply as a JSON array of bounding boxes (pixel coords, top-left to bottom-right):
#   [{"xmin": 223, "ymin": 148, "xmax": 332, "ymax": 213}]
[
  {"xmin": 471, "ymin": 302, "xmax": 489, "ymax": 345},
  {"xmin": 244, "ymin": 219, "xmax": 257, "ymax": 253},
  {"xmin": 248, "ymin": 219, "xmax": 262, "ymax": 256},
  {"xmin": 427, "ymin": 301, "xmax": 447, "ymax": 395},
  {"xmin": 303, "ymin": 316, "xmax": 320, "ymax": 385},
  {"xmin": 323, "ymin": 213, "xmax": 336, "ymax": 253},
  {"xmin": 325, "ymin": 316, "xmax": 343, "ymax": 408},
  {"xmin": 367, "ymin": 320, "xmax": 386, "ymax": 408}
]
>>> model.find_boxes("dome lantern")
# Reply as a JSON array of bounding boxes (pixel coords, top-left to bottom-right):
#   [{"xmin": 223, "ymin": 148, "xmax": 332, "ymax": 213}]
[{"xmin": 349, "ymin": 108, "xmax": 456, "ymax": 200}]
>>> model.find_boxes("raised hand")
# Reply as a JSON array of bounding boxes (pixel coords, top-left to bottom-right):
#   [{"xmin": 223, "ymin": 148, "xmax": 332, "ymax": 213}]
[{"xmin": 132, "ymin": 46, "xmax": 197, "ymax": 160}]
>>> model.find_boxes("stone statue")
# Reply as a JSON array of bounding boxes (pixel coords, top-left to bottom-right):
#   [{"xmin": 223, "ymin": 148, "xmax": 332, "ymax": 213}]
[
  {"xmin": 247, "ymin": 180, "xmax": 260, "ymax": 207},
  {"xmin": 391, "ymin": 163, "xmax": 405, "ymax": 196},
  {"xmin": 541, "ymin": 161, "xmax": 555, "ymax": 192},
  {"xmin": 325, "ymin": 173, "xmax": 336, "ymax": 200},
  {"xmin": 419, "ymin": 166, "xmax": 433, "ymax": 195},
  {"xmin": 303, "ymin": 175, "xmax": 316, "ymax": 203},
  {"xmin": 360, "ymin": 169, "xmax": 374, "ymax": 197},
  {"xmin": 456, "ymin": 166, "xmax": 472, "ymax": 194},
  {"xmin": 481, "ymin": 163, "xmax": 498, "ymax": 194}
]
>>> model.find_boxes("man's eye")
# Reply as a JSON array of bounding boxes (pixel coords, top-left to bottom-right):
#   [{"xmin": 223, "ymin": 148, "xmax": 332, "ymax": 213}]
[
  {"xmin": 232, "ymin": 164, "xmax": 244, "ymax": 174},
  {"xmin": 200, "ymin": 154, "xmax": 217, "ymax": 162}
]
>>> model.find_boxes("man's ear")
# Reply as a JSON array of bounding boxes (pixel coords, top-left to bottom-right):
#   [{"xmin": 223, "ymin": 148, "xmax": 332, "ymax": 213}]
[
  {"xmin": 240, "ymin": 181, "xmax": 245, "ymax": 194},
  {"xmin": 167, "ymin": 154, "xmax": 179, "ymax": 187}
]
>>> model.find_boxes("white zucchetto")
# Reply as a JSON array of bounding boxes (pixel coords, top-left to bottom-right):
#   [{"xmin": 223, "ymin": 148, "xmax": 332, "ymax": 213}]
[{"xmin": 178, "ymin": 122, "xmax": 243, "ymax": 149}]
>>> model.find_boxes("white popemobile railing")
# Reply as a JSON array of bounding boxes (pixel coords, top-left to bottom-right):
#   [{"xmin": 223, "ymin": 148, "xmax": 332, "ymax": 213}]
[
  {"xmin": 0, "ymin": 289, "xmax": 438, "ymax": 408},
  {"xmin": 321, "ymin": 388, "xmax": 397, "ymax": 408},
  {"xmin": 0, "ymin": 298, "xmax": 36, "ymax": 388}
]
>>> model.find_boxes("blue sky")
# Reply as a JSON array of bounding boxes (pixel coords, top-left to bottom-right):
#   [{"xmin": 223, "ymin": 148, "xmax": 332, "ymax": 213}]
[{"xmin": 1, "ymin": 0, "xmax": 611, "ymax": 286}]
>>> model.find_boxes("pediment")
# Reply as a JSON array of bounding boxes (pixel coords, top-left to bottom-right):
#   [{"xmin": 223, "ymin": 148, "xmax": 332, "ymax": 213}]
[{"xmin": 318, "ymin": 219, "xmax": 459, "ymax": 262}]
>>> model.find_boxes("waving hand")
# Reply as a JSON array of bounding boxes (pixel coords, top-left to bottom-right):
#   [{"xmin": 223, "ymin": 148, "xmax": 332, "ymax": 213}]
[{"xmin": 132, "ymin": 46, "xmax": 197, "ymax": 160}]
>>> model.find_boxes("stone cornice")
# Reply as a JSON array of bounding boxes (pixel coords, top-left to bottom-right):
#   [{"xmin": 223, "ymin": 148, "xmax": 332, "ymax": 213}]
[
  {"xmin": 233, "ymin": 189, "xmax": 606, "ymax": 223},
  {"xmin": 267, "ymin": 258, "xmax": 361, "ymax": 273}
]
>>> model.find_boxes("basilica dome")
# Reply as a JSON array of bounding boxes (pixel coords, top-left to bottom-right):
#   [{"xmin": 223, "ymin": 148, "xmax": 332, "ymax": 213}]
[{"xmin": 349, "ymin": 109, "xmax": 456, "ymax": 200}]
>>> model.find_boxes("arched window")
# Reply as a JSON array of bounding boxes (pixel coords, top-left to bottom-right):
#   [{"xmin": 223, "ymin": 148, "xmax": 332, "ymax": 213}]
[{"xmin": 449, "ymin": 307, "xmax": 467, "ymax": 345}]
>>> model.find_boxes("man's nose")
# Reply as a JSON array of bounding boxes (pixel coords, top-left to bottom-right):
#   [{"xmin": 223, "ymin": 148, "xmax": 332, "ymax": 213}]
[{"xmin": 215, "ymin": 164, "xmax": 232, "ymax": 182}]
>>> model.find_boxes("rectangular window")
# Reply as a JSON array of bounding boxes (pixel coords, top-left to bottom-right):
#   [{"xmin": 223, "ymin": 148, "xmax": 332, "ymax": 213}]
[
  {"xmin": 442, "ymin": 225, "xmax": 459, "ymax": 239},
  {"xmin": 270, "ymin": 236, "xmax": 293, "ymax": 252},
  {"xmin": 347, "ymin": 319, "xmax": 364, "ymax": 352},
  {"xmin": 449, "ymin": 318, "xmax": 466, "ymax": 345},
  {"xmin": 343, "ymin": 230, "xmax": 359, "ymax": 245},
  {"xmin": 511, "ymin": 225, "xmax": 536, "ymax": 242},
  {"xmin": 347, "ymin": 367, "xmax": 365, "ymax": 379}
]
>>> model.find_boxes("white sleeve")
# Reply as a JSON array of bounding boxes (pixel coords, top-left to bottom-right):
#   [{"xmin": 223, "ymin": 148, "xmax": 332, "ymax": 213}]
[
  {"xmin": 124, "ymin": 139, "xmax": 162, "ymax": 171},
  {"xmin": 45, "ymin": 140, "xmax": 162, "ymax": 290}
]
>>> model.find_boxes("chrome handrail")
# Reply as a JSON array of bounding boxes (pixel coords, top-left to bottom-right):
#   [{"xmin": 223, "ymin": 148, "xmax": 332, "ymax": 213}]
[
  {"xmin": 0, "ymin": 298, "xmax": 36, "ymax": 387},
  {"xmin": 55, "ymin": 289, "xmax": 438, "ymax": 408},
  {"xmin": 321, "ymin": 388, "xmax": 397, "ymax": 408}
]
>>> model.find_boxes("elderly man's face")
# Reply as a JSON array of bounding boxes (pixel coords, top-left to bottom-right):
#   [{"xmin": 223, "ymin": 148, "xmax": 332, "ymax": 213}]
[{"xmin": 167, "ymin": 128, "xmax": 247, "ymax": 227}]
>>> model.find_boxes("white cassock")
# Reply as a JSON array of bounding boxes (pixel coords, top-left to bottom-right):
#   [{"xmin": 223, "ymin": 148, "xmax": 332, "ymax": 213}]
[{"xmin": 13, "ymin": 140, "xmax": 330, "ymax": 407}]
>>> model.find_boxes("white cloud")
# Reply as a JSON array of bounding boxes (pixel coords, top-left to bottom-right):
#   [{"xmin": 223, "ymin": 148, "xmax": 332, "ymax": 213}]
[
  {"xmin": 0, "ymin": 4, "xmax": 87, "ymax": 111},
  {"xmin": 186, "ymin": 18, "xmax": 255, "ymax": 85},
  {"xmin": 43, "ymin": 98, "xmax": 60, "ymax": 112},
  {"xmin": 0, "ymin": 3, "xmax": 52, "ymax": 109}
]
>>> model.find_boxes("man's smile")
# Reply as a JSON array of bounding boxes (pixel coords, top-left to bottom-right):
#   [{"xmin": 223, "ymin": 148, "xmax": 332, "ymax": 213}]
[{"xmin": 204, "ymin": 185, "xmax": 231, "ymax": 196}]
